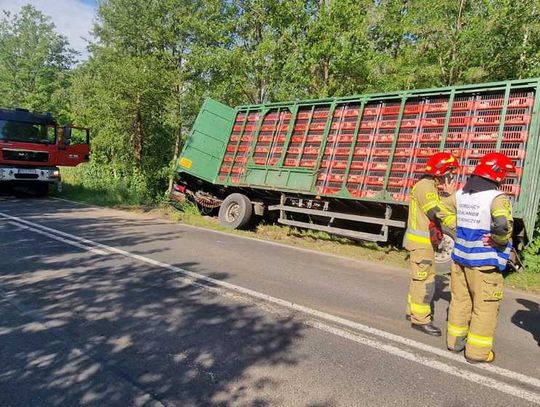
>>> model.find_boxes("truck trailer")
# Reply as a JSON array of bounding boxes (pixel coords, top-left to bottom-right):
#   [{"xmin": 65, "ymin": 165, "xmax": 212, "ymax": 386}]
[
  {"xmin": 174, "ymin": 78, "xmax": 540, "ymax": 263},
  {"xmin": 0, "ymin": 108, "xmax": 90, "ymax": 196}
]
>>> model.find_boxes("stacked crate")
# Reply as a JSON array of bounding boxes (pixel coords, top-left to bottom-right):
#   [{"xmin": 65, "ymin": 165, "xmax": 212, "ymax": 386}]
[
  {"xmin": 218, "ymin": 111, "xmax": 260, "ymax": 183},
  {"xmin": 219, "ymin": 89, "xmax": 532, "ymax": 202},
  {"xmin": 284, "ymin": 105, "xmax": 330, "ymax": 169},
  {"xmin": 315, "ymin": 103, "xmax": 360, "ymax": 194},
  {"xmin": 252, "ymin": 109, "xmax": 291, "ymax": 167},
  {"xmin": 463, "ymin": 90, "xmax": 533, "ymax": 202},
  {"xmin": 345, "ymin": 102, "xmax": 381, "ymax": 198},
  {"xmin": 384, "ymin": 100, "xmax": 423, "ymax": 202}
]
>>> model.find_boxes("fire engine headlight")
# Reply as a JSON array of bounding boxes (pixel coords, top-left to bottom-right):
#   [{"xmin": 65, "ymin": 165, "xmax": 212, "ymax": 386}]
[{"xmin": 50, "ymin": 169, "xmax": 60, "ymax": 178}]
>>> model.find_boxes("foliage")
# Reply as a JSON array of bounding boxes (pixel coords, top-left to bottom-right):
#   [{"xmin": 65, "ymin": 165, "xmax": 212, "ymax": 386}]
[{"xmin": 0, "ymin": 5, "xmax": 76, "ymax": 121}]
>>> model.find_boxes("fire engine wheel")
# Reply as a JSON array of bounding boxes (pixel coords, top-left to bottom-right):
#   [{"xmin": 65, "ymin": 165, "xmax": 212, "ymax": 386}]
[{"xmin": 218, "ymin": 193, "xmax": 253, "ymax": 230}]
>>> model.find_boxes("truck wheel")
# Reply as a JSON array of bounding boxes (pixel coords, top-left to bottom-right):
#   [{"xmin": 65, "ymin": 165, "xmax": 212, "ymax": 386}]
[
  {"xmin": 435, "ymin": 227, "xmax": 455, "ymax": 273},
  {"xmin": 218, "ymin": 193, "xmax": 253, "ymax": 229}
]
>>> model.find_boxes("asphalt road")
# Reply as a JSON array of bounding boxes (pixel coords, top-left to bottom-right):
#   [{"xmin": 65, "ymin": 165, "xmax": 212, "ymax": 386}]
[{"xmin": 0, "ymin": 196, "xmax": 539, "ymax": 407}]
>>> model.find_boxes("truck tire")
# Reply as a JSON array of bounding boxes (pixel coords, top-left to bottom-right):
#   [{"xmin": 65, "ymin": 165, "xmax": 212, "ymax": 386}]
[
  {"xmin": 218, "ymin": 193, "xmax": 253, "ymax": 229},
  {"xmin": 435, "ymin": 226, "xmax": 455, "ymax": 273}
]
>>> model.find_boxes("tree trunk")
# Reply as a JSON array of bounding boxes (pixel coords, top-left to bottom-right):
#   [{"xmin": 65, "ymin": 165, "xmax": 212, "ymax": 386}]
[
  {"xmin": 167, "ymin": 124, "xmax": 182, "ymax": 196},
  {"xmin": 132, "ymin": 95, "xmax": 144, "ymax": 169},
  {"xmin": 447, "ymin": 0, "xmax": 467, "ymax": 85}
]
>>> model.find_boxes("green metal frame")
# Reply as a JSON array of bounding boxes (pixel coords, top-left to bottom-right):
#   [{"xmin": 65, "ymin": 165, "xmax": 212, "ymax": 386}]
[{"xmin": 178, "ymin": 77, "xmax": 540, "ymax": 241}]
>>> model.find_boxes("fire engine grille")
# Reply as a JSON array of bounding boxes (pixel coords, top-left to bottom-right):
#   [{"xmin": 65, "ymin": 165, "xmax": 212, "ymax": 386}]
[{"xmin": 2, "ymin": 149, "xmax": 49, "ymax": 162}]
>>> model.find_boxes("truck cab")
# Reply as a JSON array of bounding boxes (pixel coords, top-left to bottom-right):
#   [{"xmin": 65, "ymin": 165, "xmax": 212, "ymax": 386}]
[{"xmin": 0, "ymin": 108, "xmax": 90, "ymax": 196}]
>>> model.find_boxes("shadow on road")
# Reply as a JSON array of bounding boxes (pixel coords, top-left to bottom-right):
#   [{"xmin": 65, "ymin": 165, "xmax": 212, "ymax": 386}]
[
  {"xmin": 0, "ymin": 222, "xmax": 306, "ymax": 406},
  {"xmin": 511, "ymin": 298, "xmax": 540, "ymax": 347}
]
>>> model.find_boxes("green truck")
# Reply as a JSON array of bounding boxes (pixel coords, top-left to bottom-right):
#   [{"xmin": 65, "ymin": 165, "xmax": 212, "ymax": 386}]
[{"xmin": 174, "ymin": 78, "xmax": 540, "ymax": 263}]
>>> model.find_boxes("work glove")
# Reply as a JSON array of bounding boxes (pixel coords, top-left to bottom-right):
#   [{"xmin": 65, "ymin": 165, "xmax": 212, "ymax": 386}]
[{"xmin": 429, "ymin": 220, "xmax": 443, "ymax": 252}]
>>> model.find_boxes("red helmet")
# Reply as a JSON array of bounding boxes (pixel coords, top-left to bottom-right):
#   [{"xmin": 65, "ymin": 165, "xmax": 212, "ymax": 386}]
[
  {"xmin": 472, "ymin": 152, "xmax": 515, "ymax": 183},
  {"xmin": 425, "ymin": 152, "xmax": 459, "ymax": 176}
]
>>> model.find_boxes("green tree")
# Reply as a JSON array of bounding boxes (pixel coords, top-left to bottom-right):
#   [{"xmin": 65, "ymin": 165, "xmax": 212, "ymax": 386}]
[{"xmin": 0, "ymin": 5, "xmax": 76, "ymax": 119}]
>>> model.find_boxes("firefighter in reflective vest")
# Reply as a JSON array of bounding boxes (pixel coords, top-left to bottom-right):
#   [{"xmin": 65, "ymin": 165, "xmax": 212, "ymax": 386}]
[
  {"xmin": 447, "ymin": 152, "xmax": 515, "ymax": 363},
  {"xmin": 404, "ymin": 152, "xmax": 459, "ymax": 336}
]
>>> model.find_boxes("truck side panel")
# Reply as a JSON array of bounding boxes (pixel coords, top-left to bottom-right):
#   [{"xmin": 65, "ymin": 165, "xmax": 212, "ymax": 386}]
[
  {"xmin": 177, "ymin": 78, "xmax": 540, "ymax": 240},
  {"xmin": 177, "ymin": 99, "xmax": 236, "ymax": 184}
]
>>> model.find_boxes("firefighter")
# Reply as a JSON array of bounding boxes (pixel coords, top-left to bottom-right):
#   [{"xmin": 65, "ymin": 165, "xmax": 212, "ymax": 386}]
[
  {"xmin": 404, "ymin": 152, "xmax": 459, "ymax": 336},
  {"xmin": 447, "ymin": 152, "xmax": 515, "ymax": 363}
]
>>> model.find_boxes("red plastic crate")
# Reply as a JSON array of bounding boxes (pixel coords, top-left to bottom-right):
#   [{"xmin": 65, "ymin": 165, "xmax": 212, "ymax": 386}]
[
  {"xmin": 396, "ymin": 132, "xmax": 416, "ymax": 143},
  {"xmin": 363, "ymin": 105, "xmax": 381, "ymax": 116},
  {"xmin": 350, "ymin": 161, "xmax": 367, "ymax": 170},
  {"xmin": 360, "ymin": 120, "xmax": 378, "ymax": 129},
  {"xmin": 327, "ymin": 134, "xmax": 355, "ymax": 143},
  {"xmin": 354, "ymin": 147, "xmax": 371, "ymax": 156},
  {"xmin": 368, "ymin": 162, "xmax": 389, "ymax": 171},
  {"xmin": 508, "ymin": 96, "xmax": 534, "ymax": 108},
  {"xmin": 324, "ymin": 147, "xmax": 351, "ymax": 156},
  {"xmin": 476, "ymin": 96, "xmax": 534, "ymax": 110},
  {"xmin": 347, "ymin": 175, "xmax": 364, "ymax": 184},
  {"xmin": 365, "ymin": 176, "xmax": 385, "ymax": 185},
  {"xmin": 472, "ymin": 112, "xmax": 531, "ymax": 126},
  {"xmin": 466, "ymin": 148, "xmax": 526, "ymax": 160},
  {"xmin": 284, "ymin": 158, "xmax": 298, "ymax": 166},
  {"xmin": 422, "ymin": 116, "xmax": 471, "ymax": 127},
  {"xmin": 333, "ymin": 108, "xmax": 361, "ymax": 118},
  {"xmin": 500, "ymin": 184, "xmax": 521, "ymax": 196},
  {"xmin": 318, "ymin": 173, "xmax": 345, "ymax": 183},
  {"xmin": 391, "ymin": 163, "xmax": 412, "ymax": 172},
  {"xmin": 321, "ymin": 161, "xmax": 348, "ymax": 169},
  {"xmin": 424, "ymin": 99, "xmax": 474, "ymax": 112},
  {"xmin": 394, "ymin": 148, "xmax": 413, "ymax": 157},
  {"xmin": 330, "ymin": 122, "xmax": 357, "ymax": 131},
  {"xmin": 299, "ymin": 159, "xmax": 317, "ymax": 167},
  {"xmin": 302, "ymin": 147, "xmax": 320, "ymax": 155},
  {"xmin": 388, "ymin": 177, "xmax": 413, "ymax": 187},
  {"xmin": 475, "ymin": 98, "xmax": 505, "ymax": 110},
  {"xmin": 382, "ymin": 104, "xmax": 401, "ymax": 115}
]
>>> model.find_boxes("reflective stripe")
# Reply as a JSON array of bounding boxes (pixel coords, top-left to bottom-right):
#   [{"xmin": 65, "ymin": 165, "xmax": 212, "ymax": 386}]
[
  {"xmin": 422, "ymin": 200, "xmax": 439, "ymax": 212},
  {"xmin": 442, "ymin": 214, "xmax": 456, "ymax": 227},
  {"xmin": 455, "ymin": 237, "xmax": 488, "ymax": 249},
  {"xmin": 410, "ymin": 199, "xmax": 417, "ymax": 230},
  {"xmin": 447, "ymin": 323, "xmax": 468, "ymax": 337},
  {"xmin": 492, "ymin": 209, "xmax": 511, "ymax": 219},
  {"xmin": 453, "ymin": 247, "xmax": 509, "ymax": 269},
  {"xmin": 468, "ymin": 333, "xmax": 493, "ymax": 347},
  {"xmin": 410, "ymin": 302, "xmax": 431, "ymax": 314},
  {"xmin": 405, "ymin": 229, "xmax": 431, "ymax": 246},
  {"xmin": 455, "ymin": 238, "xmax": 512, "ymax": 255}
]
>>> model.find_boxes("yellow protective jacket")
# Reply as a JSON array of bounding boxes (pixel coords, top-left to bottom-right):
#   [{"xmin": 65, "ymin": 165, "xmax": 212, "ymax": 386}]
[{"xmin": 404, "ymin": 177, "xmax": 456, "ymax": 250}]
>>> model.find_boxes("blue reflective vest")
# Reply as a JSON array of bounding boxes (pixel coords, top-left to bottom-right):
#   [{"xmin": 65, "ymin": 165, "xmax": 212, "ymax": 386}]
[{"xmin": 451, "ymin": 189, "xmax": 511, "ymax": 271}]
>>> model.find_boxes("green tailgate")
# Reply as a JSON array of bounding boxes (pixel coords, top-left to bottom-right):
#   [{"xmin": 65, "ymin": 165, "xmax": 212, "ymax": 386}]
[{"xmin": 177, "ymin": 99, "xmax": 236, "ymax": 183}]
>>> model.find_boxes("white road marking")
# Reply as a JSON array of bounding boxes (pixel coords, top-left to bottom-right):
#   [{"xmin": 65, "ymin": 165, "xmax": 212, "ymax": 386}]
[
  {"xmin": 2, "ymin": 211, "xmax": 540, "ymax": 404},
  {"xmin": 8, "ymin": 221, "xmax": 108, "ymax": 255}
]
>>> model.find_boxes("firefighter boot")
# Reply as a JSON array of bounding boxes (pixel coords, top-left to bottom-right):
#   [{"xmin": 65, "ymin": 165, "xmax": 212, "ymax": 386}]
[{"xmin": 411, "ymin": 322, "xmax": 442, "ymax": 336}]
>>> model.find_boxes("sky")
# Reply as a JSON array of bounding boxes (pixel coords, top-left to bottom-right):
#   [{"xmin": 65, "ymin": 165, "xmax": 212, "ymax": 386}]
[{"xmin": 0, "ymin": 0, "xmax": 98, "ymax": 59}]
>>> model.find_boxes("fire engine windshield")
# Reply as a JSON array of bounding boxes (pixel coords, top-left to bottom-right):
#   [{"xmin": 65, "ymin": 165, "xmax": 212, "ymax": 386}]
[{"xmin": 0, "ymin": 120, "xmax": 55, "ymax": 144}]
